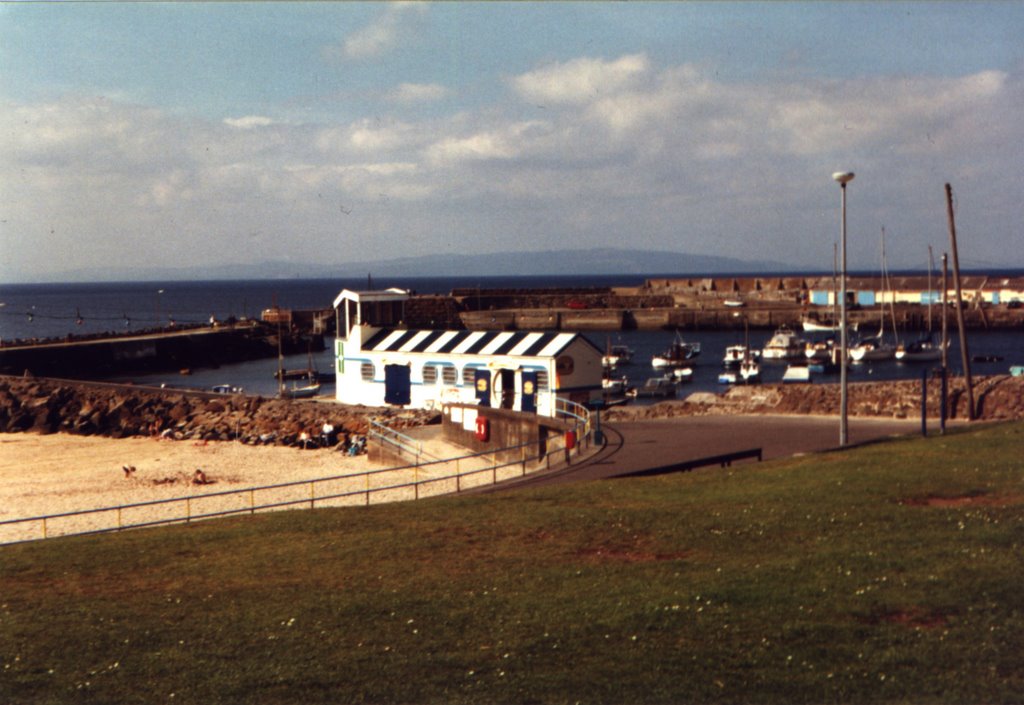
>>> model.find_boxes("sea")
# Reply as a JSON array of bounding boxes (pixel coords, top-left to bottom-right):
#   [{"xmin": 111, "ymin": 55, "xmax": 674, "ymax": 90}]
[{"xmin": 1, "ymin": 275, "xmax": 1022, "ymax": 401}]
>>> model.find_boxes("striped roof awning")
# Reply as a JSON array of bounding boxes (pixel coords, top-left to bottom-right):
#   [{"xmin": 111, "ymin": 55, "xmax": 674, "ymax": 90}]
[{"xmin": 361, "ymin": 329, "xmax": 579, "ymax": 358}]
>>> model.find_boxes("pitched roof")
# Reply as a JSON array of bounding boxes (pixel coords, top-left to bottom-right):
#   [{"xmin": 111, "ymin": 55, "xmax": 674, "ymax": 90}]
[{"xmin": 361, "ymin": 329, "xmax": 596, "ymax": 359}]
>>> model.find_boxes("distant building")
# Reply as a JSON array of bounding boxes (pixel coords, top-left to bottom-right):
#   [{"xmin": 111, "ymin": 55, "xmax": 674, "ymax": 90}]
[{"xmin": 331, "ymin": 289, "xmax": 603, "ymax": 416}]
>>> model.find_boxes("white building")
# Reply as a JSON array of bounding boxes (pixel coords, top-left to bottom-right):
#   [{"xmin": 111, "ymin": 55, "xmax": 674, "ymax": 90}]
[{"xmin": 332, "ymin": 289, "xmax": 603, "ymax": 416}]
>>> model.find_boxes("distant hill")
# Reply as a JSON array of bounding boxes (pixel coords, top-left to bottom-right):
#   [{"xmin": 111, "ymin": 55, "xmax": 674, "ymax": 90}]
[{"xmin": 36, "ymin": 248, "xmax": 791, "ymax": 283}]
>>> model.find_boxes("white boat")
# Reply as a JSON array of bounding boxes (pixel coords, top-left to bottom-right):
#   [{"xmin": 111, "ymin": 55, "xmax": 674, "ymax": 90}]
[
  {"xmin": 669, "ymin": 366, "xmax": 693, "ymax": 383},
  {"xmin": 602, "ymin": 343, "xmax": 634, "ymax": 368},
  {"xmin": 804, "ymin": 338, "xmax": 835, "ymax": 362},
  {"xmin": 718, "ymin": 370, "xmax": 737, "ymax": 385},
  {"xmin": 850, "ymin": 226, "xmax": 898, "ymax": 364},
  {"xmin": 739, "ymin": 357, "xmax": 761, "ymax": 383},
  {"xmin": 280, "ymin": 374, "xmax": 322, "ymax": 399},
  {"xmin": 895, "ymin": 336, "xmax": 944, "ymax": 362},
  {"xmin": 761, "ymin": 326, "xmax": 806, "ymax": 360},
  {"xmin": 849, "ymin": 335, "xmax": 895, "ymax": 362},
  {"xmin": 652, "ymin": 332, "xmax": 701, "ymax": 369},
  {"xmin": 723, "ymin": 345, "xmax": 759, "ymax": 368},
  {"xmin": 633, "ymin": 376, "xmax": 678, "ymax": 398},
  {"xmin": 801, "ymin": 318, "xmax": 842, "ymax": 333},
  {"xmin": 782, "ymin": 365, "xmax": 811, "ymax": 383},
  {"xmin": 602, "ymin": 375, "xmax": 629, "ymax": 393}
]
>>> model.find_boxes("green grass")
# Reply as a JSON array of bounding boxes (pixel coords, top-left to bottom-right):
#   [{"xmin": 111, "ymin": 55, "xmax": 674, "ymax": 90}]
[{"xmin": 2, "ymin": 422, "xmax": 1023, "ymax": 704}]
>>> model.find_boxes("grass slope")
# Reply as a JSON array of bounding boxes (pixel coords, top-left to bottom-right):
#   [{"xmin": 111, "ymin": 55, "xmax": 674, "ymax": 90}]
[{"xmin": 2, "ymin": 422, "xmax": 1023, "ymax": 704}]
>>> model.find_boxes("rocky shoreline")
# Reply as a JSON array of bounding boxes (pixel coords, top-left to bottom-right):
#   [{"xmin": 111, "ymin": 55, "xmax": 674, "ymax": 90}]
[
  {"xmin": 1, "ymin": 374, "xmax": 1020, "ymax": 450},
  {"xmin": 605, "ymin": 374, "xmax": 1024, "ymax": 422},
  {"xmin": 0, "ymin": 376, "xmax": 439, "ymax": 447}
]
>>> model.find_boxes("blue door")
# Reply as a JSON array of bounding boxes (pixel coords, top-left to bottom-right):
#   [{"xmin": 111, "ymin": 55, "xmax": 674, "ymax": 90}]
[
  {"xmin": 521, "ymin": 370, "xmax": 538, "ymax": 413},
  {"xmin": 384, "ymin": 364, "xmax": 411, "ymax": 406},
  {"xmin": 474, "ymin": 368, "xmax": 491, "ymax": 407}
]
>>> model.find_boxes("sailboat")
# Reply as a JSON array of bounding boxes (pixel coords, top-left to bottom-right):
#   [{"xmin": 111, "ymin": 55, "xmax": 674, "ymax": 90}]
[
  {"xmin": 896, "ymin": 247, "xmax": 944, "ymax": 362},
  {"xmin": 850, "ymin": 227, "xmax": 897, "ymax": 363},
  {"xmin": 277, "ymin": 327, "xmax": 321, "ymax": 399}
]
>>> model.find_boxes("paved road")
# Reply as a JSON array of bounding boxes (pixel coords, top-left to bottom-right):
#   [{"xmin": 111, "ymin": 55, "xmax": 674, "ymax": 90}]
[{"xmin": 488, "ymin": 414, "xmax": 940, "ymax": 491}]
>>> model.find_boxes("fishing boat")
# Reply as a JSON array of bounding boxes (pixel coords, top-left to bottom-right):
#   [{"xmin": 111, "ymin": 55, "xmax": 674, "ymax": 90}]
[
  {"xmin": 651, "ymin": 332, "xmax": 701, "ymax": 369},
  {"xmin": 761, "ymin": 326, "xmax": 806, "ymax": 360}
]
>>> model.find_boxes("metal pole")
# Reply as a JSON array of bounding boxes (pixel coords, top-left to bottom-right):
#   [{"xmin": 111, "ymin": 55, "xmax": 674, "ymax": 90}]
[
  {"xmin": 836, "ymin": 177, "xmax": 852, "ymax": 446},
  {"xmin": 945, "ymin": 183, "xmax": 976, "ymax": 420},
  {"xmin": 941, "ymin": 253, "xmax": 949, "ymax": 433}
]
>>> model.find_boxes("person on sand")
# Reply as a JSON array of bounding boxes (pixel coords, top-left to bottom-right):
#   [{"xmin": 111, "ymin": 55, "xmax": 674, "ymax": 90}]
[{"xmin": 192, "ymin": 468, "xmax": 209, "ymax": 485}]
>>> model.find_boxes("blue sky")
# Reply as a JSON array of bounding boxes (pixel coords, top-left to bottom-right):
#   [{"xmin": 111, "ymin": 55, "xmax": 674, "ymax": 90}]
[{"xmin": 2, "ymin": 2, "xmax": 1023, "ymax": 281}]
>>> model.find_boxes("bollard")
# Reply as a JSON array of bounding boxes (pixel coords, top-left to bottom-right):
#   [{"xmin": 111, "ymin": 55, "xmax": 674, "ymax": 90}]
[{"xmin": 921, "ymin": 369, "xmax": 928, "ymax": 437}]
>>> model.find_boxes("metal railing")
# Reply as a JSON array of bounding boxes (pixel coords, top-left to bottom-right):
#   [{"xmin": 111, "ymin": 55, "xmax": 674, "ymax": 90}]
[
  {"xmin": 367, "ymin": 420, "xmax": 441, "ymax": 466},
  {"xmin": 0, "ymin": 440, "xmax": 583, "ymax": 547},
  {"xmin": 1, "ymin": 398, "xmax": 599, "ymax": 545}
]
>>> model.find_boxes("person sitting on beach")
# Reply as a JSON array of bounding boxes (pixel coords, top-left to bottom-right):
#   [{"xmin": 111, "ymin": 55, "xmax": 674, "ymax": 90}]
[{"xmin": 192, "ymin": 468, "xmax": 209, "ymax": 485}]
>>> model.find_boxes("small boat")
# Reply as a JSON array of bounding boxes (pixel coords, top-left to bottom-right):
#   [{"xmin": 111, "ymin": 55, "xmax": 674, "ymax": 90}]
[
  {"xmin": 739, "ymin": 357, "xmax": 761, "ymax": 383},
  {"xmin": 804, "ymin": 337, "xmax": 836, "ymax": 362},
  {"xmin": 849, "ymin": 335, "xmax": 895, "ymax": 362},
  {"xmin": 972, "ymin": 354, "xmax": 1004, "ymax": 363},
  {"xmin": 602, "ymin": 375, "xmax": 629, "ymax": 393},
  {"xmin": 602, "ymin": 343, "xmax": 635, "ymax": 368},
  {"xmin": 718, "ymin": 370, "xmax": 738, "ymax": 385},
  {"xmin": 801, "ymin": 318, "xmax": 842, "ymax": 333},
  {"xmin": 723, "ymin": 345, "xmax": 759, "ymax": 368},
  {"xmin": 895, "ymin": 335, "xmax": 944, "ymax": 362},
  {"xmin": 652, "ymin": 332, "xmax": 701, "ymax": 369},
  {"xmin": 280, "ymin": 375, "xmax": 321, "ymax": 399},
  {"xmin": 1011, "ymin": 365, "xmax": 1024, "ymax": 377},
  {"xmin": 211, "ymin": 384, "xmax": 244, "ymax": 394},
  {"xmin": 724, "ymin": 299, "xmax": 745, "ymax": 308},
  {"xmin": 782, "ymin": 365, "xmax": 811, "ymax": 383},
  {"xmin": 633, "ymin": 376, "xmax": 678, "ymax": 398},
  {"xmin": 669, "ymin": 366, "xmax": 693, "ymax": 383},
  {"xmin": 761, "ymin": 326, "xmax": 806, "ymax": 360}
]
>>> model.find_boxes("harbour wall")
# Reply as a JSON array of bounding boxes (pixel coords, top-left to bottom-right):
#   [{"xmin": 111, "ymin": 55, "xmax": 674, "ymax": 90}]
[
  {"xmin": 0, "ymin": 324, "xmax": 324, "ymax": 379},
  {"xmin": 456, "ymin": 304, "xmax": 1023, "ymax": 332}
]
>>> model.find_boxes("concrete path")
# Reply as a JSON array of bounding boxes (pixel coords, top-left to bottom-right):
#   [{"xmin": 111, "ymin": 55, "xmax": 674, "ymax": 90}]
[{"xmin": 487, "ymin": 414, "xmax": 943, "ymax": 491}]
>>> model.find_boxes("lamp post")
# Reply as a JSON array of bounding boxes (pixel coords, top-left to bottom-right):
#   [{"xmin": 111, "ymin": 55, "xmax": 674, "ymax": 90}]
[{"xmin": 832, "ymin": 171, "xmax": 855, "ymax": 446}]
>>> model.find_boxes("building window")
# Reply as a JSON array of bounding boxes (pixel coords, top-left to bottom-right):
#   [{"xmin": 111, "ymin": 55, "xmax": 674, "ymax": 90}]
[
  {"xmin": 535, "ymin": 370, "xmax": 549, "ymax": 391},
  {"xmin": 360, "ymin": 362, "xmax": 375, "ymax": 381},
  {"xmin": 462, "ymin": 366, "xmax": 478, "ymax": 385},
  {"xmin": 422, "ymin": 364, "xmax": 437, "ymax": 384},
  {"xmin": 442, "ymin": 366, "xmax": 457, "ymax": 385}
]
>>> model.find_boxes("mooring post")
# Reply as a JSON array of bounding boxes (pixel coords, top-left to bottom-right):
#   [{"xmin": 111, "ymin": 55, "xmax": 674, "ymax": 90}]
[
  {"xmin": 940, "ymin": 367, "xmax": 948, "ymax": 433},
  {"xmin": 921, "ymin": 369, "xmax": 928, "ymax": 437}
]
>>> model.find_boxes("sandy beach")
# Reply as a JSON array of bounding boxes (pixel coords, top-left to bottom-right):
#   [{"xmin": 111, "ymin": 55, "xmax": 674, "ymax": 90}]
[{"xmin": 0, "ymin": 431, "xmax": 489, "ymax": 543}]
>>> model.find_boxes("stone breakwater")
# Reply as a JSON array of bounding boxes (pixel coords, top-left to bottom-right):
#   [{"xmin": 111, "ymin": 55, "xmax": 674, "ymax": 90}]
[
  {"xmin": 0, "ymin": 376, "xmax": 439, "ymax": 447},
  {"xmin": 606, "ymin": 375, "xmax": 1024, "ymax": 422}
]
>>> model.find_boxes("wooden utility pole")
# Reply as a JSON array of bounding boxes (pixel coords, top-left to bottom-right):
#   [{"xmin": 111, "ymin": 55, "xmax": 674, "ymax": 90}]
[
  {"xmin": 941, "ymin": 253, "xmax": 949, "ymax": 372},
  {"xmin": 945, "ymin": 183, "xmax": 975, "ymax": 421}
]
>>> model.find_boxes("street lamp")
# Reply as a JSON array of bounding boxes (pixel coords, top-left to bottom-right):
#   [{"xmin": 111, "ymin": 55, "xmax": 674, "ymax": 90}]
[{"xmin": 832, "ymin": 171, "xmax": 854, "ymax": 446}]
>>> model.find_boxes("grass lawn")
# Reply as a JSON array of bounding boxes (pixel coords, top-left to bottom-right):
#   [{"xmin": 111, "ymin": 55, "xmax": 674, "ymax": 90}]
[{"xmin": 2, "ymin": 421, "xmax": 1023, "ymax": 704}]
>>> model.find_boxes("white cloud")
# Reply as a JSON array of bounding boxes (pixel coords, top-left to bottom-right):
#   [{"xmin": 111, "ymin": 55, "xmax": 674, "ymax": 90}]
[
  {"xmin": 387, "ymin": 82, "xmax": 450, "ymax": 104},
  {"xmin": 512, "ymin": 54, "xmax": 650, "ymax": 106},
  {"xmin": 223, "ymin": 115, "xmax": 275, "ymax": 129},
  {"xmin": 339, "ymin": 3, "xmax": 427, "ymax": 60},
  {"xmin": 1, "ymin": 61, "xmax": 1021, "ymax": 282}
]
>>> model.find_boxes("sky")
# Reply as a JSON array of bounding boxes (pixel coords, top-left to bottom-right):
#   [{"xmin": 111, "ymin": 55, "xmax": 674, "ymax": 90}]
[{"xmin": 2, "ymin": 1, "xmax": 1023, "ymax": 282}]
